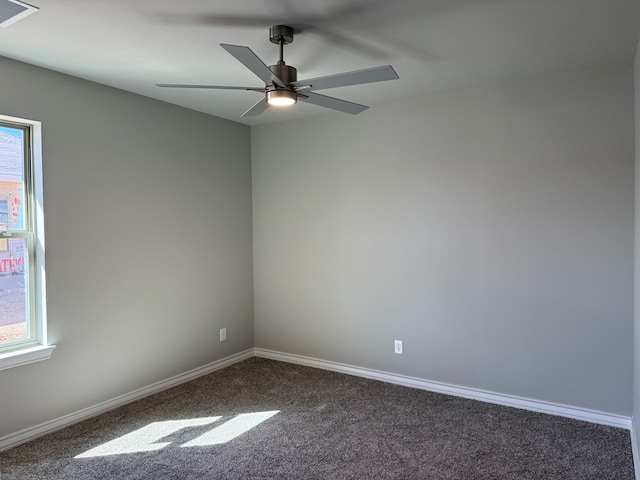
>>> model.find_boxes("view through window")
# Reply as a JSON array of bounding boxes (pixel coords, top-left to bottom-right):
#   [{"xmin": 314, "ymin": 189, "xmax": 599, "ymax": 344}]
[
  {"xmin": 0, "ymin": 115, "xmax": 50, "ymax": 368},
  {"xmin": 0, "ymin": 124, "xmax": 28, "ymax": 346}
]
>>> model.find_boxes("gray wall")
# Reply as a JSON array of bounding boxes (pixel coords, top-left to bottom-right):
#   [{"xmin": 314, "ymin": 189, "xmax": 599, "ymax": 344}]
[
  {"xmin": 0, "ymin": 53, "xmax": 634, "ymax": 442},
  {"xmin": 252, "ymin": 66, "xmax": 634, "ymax": 415},
  {"xmin": 0, "ymin": 57, "xmax": 254, "ymax": 438}
]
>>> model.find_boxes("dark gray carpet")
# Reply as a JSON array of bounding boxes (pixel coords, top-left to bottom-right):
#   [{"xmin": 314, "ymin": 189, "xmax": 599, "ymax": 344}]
[{"xmin": 0, "ymin": 357, "xmax": 634, "ymax": 479}]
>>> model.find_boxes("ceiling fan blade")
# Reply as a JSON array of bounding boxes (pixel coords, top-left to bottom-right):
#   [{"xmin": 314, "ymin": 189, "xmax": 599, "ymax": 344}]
[
  {"xmin": 150, "ymin": 0, "xmax": 394, "ymax": 59},
  {"xmin": 156, "ymin": 84, "xmax": 264, "ymax": 92},
  {"xmin": 298, "ymin": 92, "xmax": 368, "ymax": 115},
  {"xmin": 299, "ymin": 25, "xmax": 389, "ymax": 59},
  {"xmin": 153, "ymin": 12, "xmax": 274, "ymax": 28},
  {"xmin": 291, "ymin": 65, "xmax": 398, "ymax": 92},
  {"xmin": 220, "ymin": 44, "xmax": 286, "ymax": 88},
  {"xmin": 241, "ymin": 98, "xmax": 270, "ymax": 118}
]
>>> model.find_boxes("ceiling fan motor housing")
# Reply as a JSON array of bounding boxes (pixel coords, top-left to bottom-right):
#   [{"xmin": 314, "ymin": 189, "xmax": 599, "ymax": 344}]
[
  {"xmin": 266, "ymin": 63, "xmax": 298, "ymax": 105},
  {"xmin": 266, "ymin": 64, "xmax": 298, "ymax": 104},
  {"xmin": 269, "ymin": 63, "xmax": 297, "ymax": 85}
]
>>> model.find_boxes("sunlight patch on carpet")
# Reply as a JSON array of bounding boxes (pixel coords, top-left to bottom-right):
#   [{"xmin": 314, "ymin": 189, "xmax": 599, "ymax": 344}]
[
  {"xmin": 75, "ymin": 411, "xmax": 279, "ymax": 458},
  {"xmin": 181, "ymin": 411, "xmax": 280, "ymax": 447}
]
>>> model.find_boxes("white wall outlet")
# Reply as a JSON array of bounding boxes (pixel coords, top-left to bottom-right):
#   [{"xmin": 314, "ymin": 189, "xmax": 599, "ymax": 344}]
[
  {"xmin": 220, "ymin": 328, "xmax": 227, "ymax": 342},
  {"xmin": 394, "ymin": 340, "xmax": 403, "ymax": 355}
]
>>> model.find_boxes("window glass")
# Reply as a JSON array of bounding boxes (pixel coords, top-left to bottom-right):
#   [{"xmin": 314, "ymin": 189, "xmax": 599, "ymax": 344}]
[
  {"xmin": 0, "ymin": 125, "xmax": 25, "ymax": 231},
  {"xmin": 0, "ymin": 237, "xmax": 27, "ymax": 344},
  {"xmin": 0, "ymin": 119, "xmax": 44, "ymax": 359}
]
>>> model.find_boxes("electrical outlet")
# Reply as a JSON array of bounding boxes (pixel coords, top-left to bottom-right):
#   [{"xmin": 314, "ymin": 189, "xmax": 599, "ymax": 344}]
[
  {"xmin": 220, "ymin": 328, "xmax": 227, "ymax": 342},
  {"xmin": 394, "ymin": 340, "xmax": 403, "ymax": 355}
]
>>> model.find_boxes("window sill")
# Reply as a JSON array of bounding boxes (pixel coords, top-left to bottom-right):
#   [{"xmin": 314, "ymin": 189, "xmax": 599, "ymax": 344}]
[{"xmin": 0, "ymin": 344, "xmax": 56, "ymax": 371}]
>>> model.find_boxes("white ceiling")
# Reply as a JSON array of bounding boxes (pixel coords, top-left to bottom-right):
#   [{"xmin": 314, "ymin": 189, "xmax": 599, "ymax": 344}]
[{"xmin": 0, "ymin": 0, "xmax": 638, "ymax": 126}]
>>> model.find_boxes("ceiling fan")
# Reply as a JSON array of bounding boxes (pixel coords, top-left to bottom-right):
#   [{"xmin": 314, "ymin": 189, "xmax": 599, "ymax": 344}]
[{"xmin": 157, "ymin": 25, "xmax": 399, "ymax": 118}]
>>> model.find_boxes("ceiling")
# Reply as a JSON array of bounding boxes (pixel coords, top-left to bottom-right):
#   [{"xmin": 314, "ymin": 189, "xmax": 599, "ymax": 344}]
[{"xmin": 0, "ymin": 0, "xmax": 638, "ymax": 126}]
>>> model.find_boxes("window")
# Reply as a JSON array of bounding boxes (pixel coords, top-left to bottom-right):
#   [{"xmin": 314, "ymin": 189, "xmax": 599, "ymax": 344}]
[{"xmin": 0, "ymin": 114, "xmax": 53, "ymax": 370}]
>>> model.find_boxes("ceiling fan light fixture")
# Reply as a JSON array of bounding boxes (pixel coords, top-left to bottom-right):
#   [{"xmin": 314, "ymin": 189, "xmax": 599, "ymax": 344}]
[{"xmin": 266, "ymin": 90, "xmax": 297, "ymax": 107}]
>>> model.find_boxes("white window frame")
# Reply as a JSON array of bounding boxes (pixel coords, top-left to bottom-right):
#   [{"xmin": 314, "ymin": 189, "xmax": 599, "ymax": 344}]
[{"xmin": 0, "ymin": 114, "xmax": 54, "ymax": 370}]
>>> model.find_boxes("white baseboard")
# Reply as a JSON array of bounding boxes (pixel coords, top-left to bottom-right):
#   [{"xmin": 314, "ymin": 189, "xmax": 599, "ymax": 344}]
[
  {"xmin": 0, "ymin": 349, "xmax": 253, "ymax": 452},
  {"xmin": 1, "ymin": 347, "xmax": 633, "ymax": 456},
  {"xmin": 254, "ymin": 348, "xmax": 632, "ymax": 430}
]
